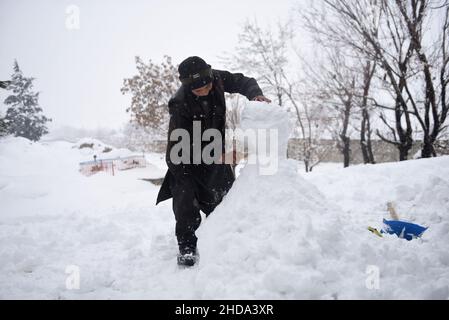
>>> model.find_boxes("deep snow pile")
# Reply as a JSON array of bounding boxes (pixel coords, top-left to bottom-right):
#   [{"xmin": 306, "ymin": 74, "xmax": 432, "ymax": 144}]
[
  {"xmin": 0, "ymin": 136, "xmax": 172, "ymax": 299},
  {"xmin": 302, "ymin": 156, "xmax": 449, "ymax": 299},
  {"xmin": 0, "ymin": 102, "xmax": 448, "ymax": 299},
  {"xmin": 196, "ymin": 103, "xmax": 349, "ymax": 299}
]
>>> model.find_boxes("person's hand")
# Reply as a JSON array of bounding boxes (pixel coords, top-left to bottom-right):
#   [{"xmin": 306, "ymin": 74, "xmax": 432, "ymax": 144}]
[
  {"xmin": 252, "ymin": 95, "xmax": 272, "ymax": 103},
  {"xmin": 218, "ymin": 150, "xmax": 246, "ymax": 164}
]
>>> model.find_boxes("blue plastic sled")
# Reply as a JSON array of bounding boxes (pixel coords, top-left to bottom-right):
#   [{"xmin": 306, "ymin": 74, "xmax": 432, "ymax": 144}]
[{"xmin": 382, "ymin": 219, "xmax": 428, "ymax": 241}]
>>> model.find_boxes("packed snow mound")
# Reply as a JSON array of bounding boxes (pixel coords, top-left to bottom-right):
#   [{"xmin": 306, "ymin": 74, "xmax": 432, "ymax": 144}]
[
  {"xmin": 196, "ymin": 102, "xmax": 349, "ymax": 299},
  {"xmin": 240, "ymin": 101, "xmax": 292, "ymax": 158}
]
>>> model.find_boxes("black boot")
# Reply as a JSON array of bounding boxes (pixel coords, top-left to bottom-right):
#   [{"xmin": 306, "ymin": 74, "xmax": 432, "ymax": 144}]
[{"xmin": 177, "ymin": 247, "xmax": 199, "ymax": 267}]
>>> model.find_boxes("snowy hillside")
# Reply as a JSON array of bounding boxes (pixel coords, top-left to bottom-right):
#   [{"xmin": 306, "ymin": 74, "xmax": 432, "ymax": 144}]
[{"xmin": 1, "ymin": 107, "xmax": 449, "ymax": 299}]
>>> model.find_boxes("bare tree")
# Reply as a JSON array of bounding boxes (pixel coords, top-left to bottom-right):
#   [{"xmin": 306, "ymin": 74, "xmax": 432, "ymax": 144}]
[
  {"xmin": 327, "ymin": 52, "xmax": 357, "ymax": 168},
  {"xmin": 302, "ymin": 0, "xmax": 419, "ymax": 160},
  {"xmin": 232, "ymin": 19, "xmax": 341, "ymax": 169},
  {"xmin": 393, "ymin": 0, "xmax": 449, "ymax": 157},
  {"xmin": 304, "ymin": 0, "xmax": 449, "ymax": 161},
  {"xmin": 222, "ymin": 20, "xmax": 293, "ymax": 107},
  {"xmin": 296, "ymin": 97, "xmax": 334, "ymax": 171},
  {"xmin": 226, "ymin": 18, "xmax": 340, "ymax": 171},
  {"xmin": 299, "ymin": 44, "xmax": 359, "ymax": 168},
  {"xmin": 301, "ymin": 2, "xmax": 380, "ymax": 165},
  {"xmin": 277, "ymin": 73, "xmax": 333, "ymax": 172}
]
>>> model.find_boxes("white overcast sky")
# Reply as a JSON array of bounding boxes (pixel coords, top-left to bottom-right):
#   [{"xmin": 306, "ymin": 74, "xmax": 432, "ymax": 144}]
[{"xmin": 0, "ymin": 0, "xmax": 303, "ymax": 130}]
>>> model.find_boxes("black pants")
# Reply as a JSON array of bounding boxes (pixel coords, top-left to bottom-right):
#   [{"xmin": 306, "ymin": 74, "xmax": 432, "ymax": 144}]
[{"xmin": 170, "ymin": 165, "xmax": 234, "ymax": 253}]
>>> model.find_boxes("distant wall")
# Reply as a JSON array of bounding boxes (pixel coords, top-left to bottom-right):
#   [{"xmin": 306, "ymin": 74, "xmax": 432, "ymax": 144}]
[
  {"xmin": 150, "ymin": 138, "xmax": 448, "ymax": 164},
  {"xmin": 287, "ymin": 139, "xmax": 423, "ymax": 164},
  {"xmin": 145, "ymin": 140, "xmax": 167, "ymax": 153}
]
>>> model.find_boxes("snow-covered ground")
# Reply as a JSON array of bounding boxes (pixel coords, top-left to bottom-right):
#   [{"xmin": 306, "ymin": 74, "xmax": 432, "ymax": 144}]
[{"xmin": 1, "ymin": 104, "xmax": 448, "ymax": 299}]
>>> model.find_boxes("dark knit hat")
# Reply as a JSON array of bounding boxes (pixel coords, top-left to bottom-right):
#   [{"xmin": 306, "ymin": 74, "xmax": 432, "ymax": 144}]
[{"xmin": 178, "ymin": 56, "xmax": 213, "ymax": 90}]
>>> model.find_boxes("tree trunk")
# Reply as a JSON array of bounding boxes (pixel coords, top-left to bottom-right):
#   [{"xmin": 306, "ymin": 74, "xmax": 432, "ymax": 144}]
[
  {"xmin": 367, "ymin": 130, "xmax": 375, "ymax": 163},
  {"xmin": 399, "ymin": 145, "xmax": 409, "ymax": 161},
  {"xmin": 421, "ymin": 136, "xmax": 436, "ymax": 158},
  {"xmin": 340, "ymin": 96, "xmax": 352, "ymax": 168},
  {"xmin": 341, "ymin": 135, "xmax": 351, "ymax": 168},
  {"xmin": 360, "ymin": 110, "xmax": 369, "ymax": 164},
  {"xmin": 360, "ymin": 109, "xmax": 375, "ymax": 164},
  {"xmin": 360, "ymin": 61, "xmax": 376, "ymax": 164}
]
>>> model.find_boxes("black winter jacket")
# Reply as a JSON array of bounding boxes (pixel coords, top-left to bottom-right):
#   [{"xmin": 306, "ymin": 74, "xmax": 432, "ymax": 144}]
[{"xmin": 156, "ymin": 69, "xmax": 263, "ymax": 205}]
